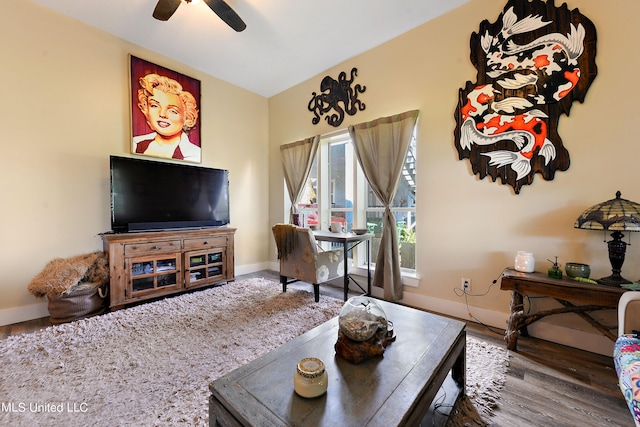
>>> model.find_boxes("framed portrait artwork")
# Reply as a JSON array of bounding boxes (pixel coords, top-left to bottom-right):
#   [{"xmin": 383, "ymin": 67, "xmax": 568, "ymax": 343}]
[{"xmin": 130, "ymin": 55, "xmax": 202, "ymax": 163}]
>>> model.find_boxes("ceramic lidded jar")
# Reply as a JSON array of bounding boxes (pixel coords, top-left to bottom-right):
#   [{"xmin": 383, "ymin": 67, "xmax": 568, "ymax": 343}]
[
  {"xmin": 338, "ymin": 296, "xmax": 388, "ymax": 342},
  {"xmin": 293, "ymin": 357, "xmax": 328, "ymax": 398}
]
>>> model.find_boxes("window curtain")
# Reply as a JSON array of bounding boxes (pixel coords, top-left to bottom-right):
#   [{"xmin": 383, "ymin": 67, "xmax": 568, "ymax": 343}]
[
  {"xmin": 348, "ymin": 110, "xmax": 419, "ymax": 301},
  {"xmin": 280, "ymin": 136, "xmax": 319, "ymax": 224}
]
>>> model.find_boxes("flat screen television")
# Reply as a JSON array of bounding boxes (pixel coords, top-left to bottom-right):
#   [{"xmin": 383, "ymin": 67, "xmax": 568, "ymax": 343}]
[{"xmin": 110, "ymin": 156, "xmax": 230, "ymax": 233}]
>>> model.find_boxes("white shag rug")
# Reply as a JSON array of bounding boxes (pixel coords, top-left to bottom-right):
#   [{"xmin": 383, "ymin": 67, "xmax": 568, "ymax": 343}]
[
  {"xmin": 0, "ymin": 278, "xmax": 508, "ymax": 426},
  {"xmin": 446, "ymin": 338, "xmax": 509, "ymax": 427}
]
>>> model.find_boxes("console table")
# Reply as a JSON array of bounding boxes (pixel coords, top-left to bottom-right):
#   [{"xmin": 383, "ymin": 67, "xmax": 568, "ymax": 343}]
[
  {"xmin": 313, "ymin": 230, "xmax": 372, "ymax": 301},
  {"xmin": 500, "ymin": 268, "xmax": 626, "ymax": 351},
  {"xmin": 101, "ymin": 228, "xmax": 235, "ymax": 310}
]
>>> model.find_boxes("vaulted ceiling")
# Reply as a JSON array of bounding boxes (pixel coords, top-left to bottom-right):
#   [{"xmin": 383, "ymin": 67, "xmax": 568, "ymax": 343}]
[{"xmin": 32, "ymin": 0, "xmax": 469, "ymax": 97}]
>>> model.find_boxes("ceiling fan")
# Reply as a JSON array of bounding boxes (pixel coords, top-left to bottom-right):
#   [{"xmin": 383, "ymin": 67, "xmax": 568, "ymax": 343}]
[{"xmin": 152, "ymin": 0, "xmax": 246, "ymax": 32}]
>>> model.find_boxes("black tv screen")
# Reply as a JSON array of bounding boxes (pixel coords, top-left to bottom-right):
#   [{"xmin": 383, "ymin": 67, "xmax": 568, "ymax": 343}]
[{"xmin": 110, "ymin": 156, "xmax": 230, "ymax": 233}]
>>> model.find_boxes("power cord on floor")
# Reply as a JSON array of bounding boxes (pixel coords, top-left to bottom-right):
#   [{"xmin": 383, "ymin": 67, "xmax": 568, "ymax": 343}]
[
  {"xmin": 453, "ymin": 268, "xmax": 507, "ymax": 336},
  {"xmin": 431, "ymin": 388, "xmax": 455, "ymax": 426}
]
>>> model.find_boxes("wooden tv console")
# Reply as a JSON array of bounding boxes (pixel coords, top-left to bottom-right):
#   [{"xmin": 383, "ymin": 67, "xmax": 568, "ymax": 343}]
[{"xmin": 101, "ymin": 228, "xmax": 236, "ymax": 311}]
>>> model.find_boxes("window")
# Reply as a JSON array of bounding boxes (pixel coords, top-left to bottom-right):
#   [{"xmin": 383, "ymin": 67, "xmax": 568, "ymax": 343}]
[{"xmin": 297, "ymin": 130, "xmax": 417, "ymax": 272}]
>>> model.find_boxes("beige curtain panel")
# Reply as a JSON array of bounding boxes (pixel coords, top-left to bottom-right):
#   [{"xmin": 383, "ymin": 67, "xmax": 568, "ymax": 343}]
[
  {"xmin": 280, "ymin": 136, "xmax": 319, "ymax": 224},
  {"xmin": 349, "ymin": 110, "xmax": 419, "ymax": 301}
]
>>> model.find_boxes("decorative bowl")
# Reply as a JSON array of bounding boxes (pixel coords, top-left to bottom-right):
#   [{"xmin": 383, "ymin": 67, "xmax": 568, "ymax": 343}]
[
  {"xmin": 338, "ymin": 296, "xmax": 387, "ymax": 341},
  {"xmin": 352, "ymin": 228, "xmax": 368, "ymax": 235},
  {"xmin": 565, "ymin": 262, "xmax": 591, "ymax": 279}
]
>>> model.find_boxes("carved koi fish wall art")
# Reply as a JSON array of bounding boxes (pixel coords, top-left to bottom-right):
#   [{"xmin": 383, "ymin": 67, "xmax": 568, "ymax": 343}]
[{"xmin": 453, "ymin": 0, "xmax": 597, "ymax": 194}]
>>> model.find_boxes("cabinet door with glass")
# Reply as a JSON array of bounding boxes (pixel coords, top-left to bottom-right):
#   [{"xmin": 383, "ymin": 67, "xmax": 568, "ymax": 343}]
[
  {"xmin": 127, "ymin": 253, "xmax": 182, "ymax": 297},
  {"xmin": 185, "ymin": 249, "xmax": 226, "ymax": 288}
]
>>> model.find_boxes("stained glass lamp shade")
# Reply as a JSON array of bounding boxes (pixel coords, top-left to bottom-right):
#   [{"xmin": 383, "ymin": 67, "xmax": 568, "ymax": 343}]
[{"xmin": 574, "ymin": 191, "xmax": 640, "ymax": 286}]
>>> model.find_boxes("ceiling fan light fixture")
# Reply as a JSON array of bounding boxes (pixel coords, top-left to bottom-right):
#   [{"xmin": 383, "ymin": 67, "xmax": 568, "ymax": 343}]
[{"xmin": 153, "ymin": 0, "xmax": 245, "ymax": 32}]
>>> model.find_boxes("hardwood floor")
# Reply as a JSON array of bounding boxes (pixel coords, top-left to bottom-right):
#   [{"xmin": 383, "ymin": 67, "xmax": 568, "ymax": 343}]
[
  {"xmin": 0, "ymin": 316, "xmax": 52, "ymax": 340},
  {"xmin": 464, "ymin": 321, "xmax": 629, "ymax": 426},
  {"xmin": 0, "ymin": 271, "xmax": 632, "ymax": 426}
]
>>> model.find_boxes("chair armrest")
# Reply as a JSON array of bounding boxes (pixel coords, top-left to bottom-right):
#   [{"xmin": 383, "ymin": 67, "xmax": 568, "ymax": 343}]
[
  {"xmin": 614, "ymin": 335, "xmax": 640, "ymax": 426},
  {"xmin": 619, "ymin": 291, "xmax": 640, "ymax": 336},
  {"xmin": 316, "ymin": 249, "xmax": 343, "ymax": 265},
  {"xmin": 316, "ymin": 249, "xmax": 345, "ymax": 282}
]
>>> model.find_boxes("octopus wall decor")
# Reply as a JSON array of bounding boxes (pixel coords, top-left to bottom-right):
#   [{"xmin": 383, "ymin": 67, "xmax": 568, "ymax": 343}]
[
  {"xmin": 453, "ymin": 0, "xmax": 597, "ymax": 194},
  {"xmin": 308, "ymin": 68, "xmax": 366, "ymax": 127}
]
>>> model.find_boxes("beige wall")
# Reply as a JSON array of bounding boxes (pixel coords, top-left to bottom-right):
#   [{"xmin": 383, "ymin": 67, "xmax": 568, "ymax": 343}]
[
  {"xmin": 269, "ymin": 0, "xmax": 640, "ymax": 354},
  {"xmin": 3, "ymin": 0, "xmax": 639, "ymax": 354},
  {"xmin": 0, "ymin": 1, "xmax": 269, "ymax": 321}
]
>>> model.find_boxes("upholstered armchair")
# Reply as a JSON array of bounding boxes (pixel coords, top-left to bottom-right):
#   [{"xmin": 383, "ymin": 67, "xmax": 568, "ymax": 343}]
[
  {"xmin": 614, "ymin": 291, "xmax": 640, "ymax": 427},
  {"xmin": 272, "ymin": 224, "xmax": 344, "ymax": 302}
]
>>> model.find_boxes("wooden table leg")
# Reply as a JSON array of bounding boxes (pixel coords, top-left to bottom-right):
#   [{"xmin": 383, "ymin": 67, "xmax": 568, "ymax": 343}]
[
  {"xmin": 366, "ymin": 239, "xmax": 371, "ymax": 296},
  {"xmin": 505, "ymin": 291, "xmax": 524, "ymax": 351},
  {"xmin": 343, "ymin": 242, "xmax": 349, "ymax": 301},
  {"xmin": 451, "ymin": 332, "xmax": 466, "ymax": 392}
]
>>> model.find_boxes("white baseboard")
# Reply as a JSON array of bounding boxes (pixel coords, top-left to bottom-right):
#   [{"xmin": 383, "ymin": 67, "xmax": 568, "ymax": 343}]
[
  {"xmin": 527, "ymin": 322, "xmax": 614, "ymax": 356},
  {"xmin": 399, "ymin": 289, "xmax": 614, "ymax": 356},
  {"xmin": 267, "ymin": 261, "xmax": 280, "ymax": 273},
  {"xmin": 399, "ymin": 290, "xmax": 508, "ymax": 330},
  {"xmin": 235, "ymin": 262, "xmax": 271, "ymax": 277},
  {"xmin": 0, "ymin": 302, "xmax": 49, "ymax": 327}
]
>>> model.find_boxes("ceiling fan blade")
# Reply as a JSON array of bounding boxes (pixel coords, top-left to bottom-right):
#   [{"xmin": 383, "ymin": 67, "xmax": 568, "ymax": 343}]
[
  {"xmin": 153, "ymin": 0, "xmax": 182, "ymax": 21},
  {"xmin": 203, "ymin": 0, "xmax": 247, "ymax": 32}
]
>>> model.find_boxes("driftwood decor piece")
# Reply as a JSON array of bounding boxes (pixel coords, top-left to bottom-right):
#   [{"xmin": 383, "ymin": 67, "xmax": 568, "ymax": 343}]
[
  {"xmin": 453, "ymin": 0, "xmax": 597, "ymax": 194},
  {"xmin": 335, "ymin": 328, "xmax": 395, "ymax": 364},
  {"xmin": 308, "ymin": 67, "xmax": 366, "ymax": 127}
]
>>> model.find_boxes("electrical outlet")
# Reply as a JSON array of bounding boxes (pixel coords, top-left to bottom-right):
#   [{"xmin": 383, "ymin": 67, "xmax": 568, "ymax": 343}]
[{"xmin": 462, "ymin": 278, "xmax": 471, "ymax": 292}]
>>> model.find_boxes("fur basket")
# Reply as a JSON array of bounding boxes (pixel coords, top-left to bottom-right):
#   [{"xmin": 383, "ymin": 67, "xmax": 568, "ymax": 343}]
[
  {"xmin": 28, "ymin": 252, "xmax": 109, "ymax": 299},
  {"xmin": 28, "ymin": 251, "xmax": 110, "ymax": 324},
  {"xmin": 47, "ymin": 282, "xmax": 107, "ymax": 325}
]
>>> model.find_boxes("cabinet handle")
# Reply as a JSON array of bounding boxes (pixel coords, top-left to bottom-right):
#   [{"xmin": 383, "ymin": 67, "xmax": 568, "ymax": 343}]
[
  {"xmin": 203, "ymin": 241, "xmax": 208, "ymax": 245},
  {"xmin": 152, "ymin": 245, "xmax": 159, "ymax": 250}
]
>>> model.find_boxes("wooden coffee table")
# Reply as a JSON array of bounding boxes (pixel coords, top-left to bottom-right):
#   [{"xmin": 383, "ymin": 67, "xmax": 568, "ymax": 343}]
[{"xmin": 209, "ymin": 299, "xmax": 466, "ymax": 426}]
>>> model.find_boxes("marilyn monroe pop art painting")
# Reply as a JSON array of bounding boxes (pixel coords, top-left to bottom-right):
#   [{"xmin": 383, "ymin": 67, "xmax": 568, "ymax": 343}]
[{"xmin": 130, "ymin": 55, "xmax": 201, "ymax": 163}]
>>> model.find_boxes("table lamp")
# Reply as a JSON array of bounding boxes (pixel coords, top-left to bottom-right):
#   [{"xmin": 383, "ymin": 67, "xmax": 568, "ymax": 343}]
[{"xmin": 574, "ymin": 191, "xmax": 640, "ymax": 286}]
